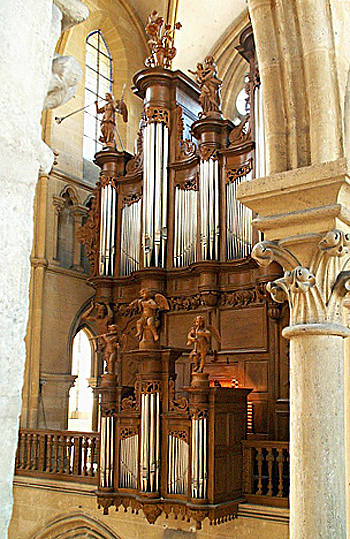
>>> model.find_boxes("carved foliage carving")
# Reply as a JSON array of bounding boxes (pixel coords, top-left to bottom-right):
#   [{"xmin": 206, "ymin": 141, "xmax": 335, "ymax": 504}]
[
  {"xmin": 169, "ymin": 379, "xmax": 189, "ymax": 412},
  {"xmin": 145, "ymin": 106, "xmax": 169, "ymax": 127},
  {"xmin": 175, "ymin": 104, "xmax": 197, "ymax": 160},
  {"xmin": 144, "ymin": 10, "xmax": 181, "ymax": 69},
  {"xmin": 226, "ymin": 158, "xmax": 253, "ymax": 184},
  {"xmin": 77, "ymin": 189, "xmax": 100, "ymax": 275},
  {"xmin": 199, "ymin": 147, "xmax": 219, "ymax": 162},
  {"xmin": 252, "ymin": 229, "xmax": 350, "ymax": 325}
]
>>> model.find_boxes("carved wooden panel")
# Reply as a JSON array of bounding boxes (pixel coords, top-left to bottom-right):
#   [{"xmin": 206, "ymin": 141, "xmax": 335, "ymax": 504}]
[{"xmin": 220, "ymin": 306, "xmax": 268, "ymax": 351}]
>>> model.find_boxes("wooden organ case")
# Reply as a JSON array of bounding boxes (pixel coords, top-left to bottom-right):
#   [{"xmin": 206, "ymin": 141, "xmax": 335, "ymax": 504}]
[{"xmin": 79, "ymin": 17, "xmax": 289, "ymax": 529}]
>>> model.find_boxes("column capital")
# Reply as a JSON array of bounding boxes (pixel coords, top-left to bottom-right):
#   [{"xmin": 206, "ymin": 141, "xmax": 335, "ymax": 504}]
[{"xmin": 252, "ymin": 228, "xmax": 350, "ymax": 327}]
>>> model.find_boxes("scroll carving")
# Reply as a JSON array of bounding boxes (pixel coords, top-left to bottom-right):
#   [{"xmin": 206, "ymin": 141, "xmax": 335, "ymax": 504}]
[
  {"xmin": 175, "ymin": 104, "xmax": 197, "ymax": 160},
  {"xmin": 169, "ymin": 379, "xmax": 189, "ymax": 412},
  {"xmin": 252, "ymin": 229, "xmax": 350, "ymax": 325},
  {"xmin": 228, "ymin": 116, "xmax": 251, "ymax": 147},
  {"xmin": 226, "ymin": 159, "xmax": 253, "ymax": 184}
]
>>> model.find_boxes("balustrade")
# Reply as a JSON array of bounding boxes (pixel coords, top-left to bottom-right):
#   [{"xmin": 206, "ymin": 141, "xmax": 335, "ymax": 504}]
[
  {"xmin": 15, "ymin": 428, "xmax": 99, "ymax": 483},
  {"xmin": 243, "ymin": 440, "xmax": 289, "ymax": 507}
]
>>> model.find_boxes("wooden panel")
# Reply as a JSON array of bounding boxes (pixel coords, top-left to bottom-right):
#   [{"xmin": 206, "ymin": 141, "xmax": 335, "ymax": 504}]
[
  {"xmin": 244, "ymin": 361, "xmax": 268, "ymax": 392},
  {"xmin": 220, "ymin": 306, "xmax": 267, "ymax": 351},
  {"xmin": 167, "ymin": 311, "xmax": 203, "ymax": 349}
]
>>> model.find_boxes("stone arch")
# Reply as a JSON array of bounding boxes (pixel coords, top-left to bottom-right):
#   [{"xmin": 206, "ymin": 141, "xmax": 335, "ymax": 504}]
[
  {"xmin": 30, "ymin": 511, "xmax": 122, "ymax": 539},
  {"xmin": 59, "ymin": 183, "xmax": 79, "ymax": 205}
]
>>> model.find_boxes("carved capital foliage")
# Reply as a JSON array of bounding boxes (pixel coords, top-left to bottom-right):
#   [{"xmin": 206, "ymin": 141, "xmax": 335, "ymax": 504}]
[
  {"xmin": 145, "ymin": 106, "xmax": 169, "ymax": 127},
  {"xmin": 199, "ymin": 147, "xmax": 219, "ymax": 162},
  {"xmin": 190, "ymin": 406, "xmax": 208, "ymax": 419},
  {"xmin": 175, "ymin": 174, "xmax": 198, "ymax": 191},
  {"xmin": 252, "ymin": 229, "xmax": 350, "ymax": 325}
]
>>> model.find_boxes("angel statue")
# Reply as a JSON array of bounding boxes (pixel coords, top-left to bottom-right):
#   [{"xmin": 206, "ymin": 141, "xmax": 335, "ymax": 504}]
[
  {"xmin": 95, "ymin": 91, "xmax": 128, "ymax": 149},
  {"xmin": 82, "ymin": 300, "xmax": 113, "ymax": 351},
  {"xmin": 90, "ymin": 324, "xmax": 120, "ymax": 377},
  {"xmin": 187, "ymin": 315, "xmax": 221, "ymax": 373},
  {"xmin": 129, "ymin": 288, "xmax": 169, "ymax": 349}
]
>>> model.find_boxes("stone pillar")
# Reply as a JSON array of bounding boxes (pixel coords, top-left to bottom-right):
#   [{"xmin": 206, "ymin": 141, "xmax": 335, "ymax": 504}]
[
  {"xmin": 237, "ymin": 158, "xmax": 350, "ymax": 539},
  {"xmin": 39, "ymin": 373, "xmax": 77, "ymax": 429}
]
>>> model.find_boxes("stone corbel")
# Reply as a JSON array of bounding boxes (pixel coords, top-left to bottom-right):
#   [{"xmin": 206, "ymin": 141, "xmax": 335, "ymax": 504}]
[{"xmin": 252, "ymin": 228, "xmax": 350, "ymax": 327}]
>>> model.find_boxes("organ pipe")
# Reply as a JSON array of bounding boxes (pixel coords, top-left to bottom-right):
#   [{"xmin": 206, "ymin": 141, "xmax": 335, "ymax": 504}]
[
  {"xmin": 99, "ymin": 184, "xmax": 117, "ymax": 276},
  {"xmin": 226, "ymin": 172, "xmax": 253, "ymax": 259},
  {"xmin": 142, "ymin": 121, "xmax": 169, "ymax": 268},
  {"xmin": 120, "ymin": 199, "xmax": 141, "ymax": 276},
  {"xmin": 140, "ymin": 391, "xmax": 160, "ymax": 493},
  {"xmin": 173, "ymin": 187, "xmax": 198, "ymax": 267},
  {"xmin": 199, "ymin": 157, "xmax": 220, "ymax": 260}
]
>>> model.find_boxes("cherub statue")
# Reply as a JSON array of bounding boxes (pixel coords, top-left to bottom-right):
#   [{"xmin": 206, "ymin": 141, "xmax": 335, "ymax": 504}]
[
  {"xmin": 129, "ymin": 288, "xmax": 169, "ymax": 349},
  {"xmin": 187, "ymin": 315, "xmax": 221, "ymax": 373},
  {"xmin": 90, "ymin": 324, "xmax": 120, "ymax": 377},
  {"xmin": 189, "ymin": 56, "xmax": 222, "ymax": 117},
  {"xmin": 82, "ymin": 300, "xmax": 113, "ymax": 350},
  {"xmin": 95, "ymin": 92, "xmax": 128, "ymax": 149}
]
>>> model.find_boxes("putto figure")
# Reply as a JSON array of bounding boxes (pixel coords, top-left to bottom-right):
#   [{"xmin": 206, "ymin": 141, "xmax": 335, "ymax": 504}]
[
  {"xmin": 82, "ymin": 300, "xmax": 113, "ymax": 351},
  {"xmin": 90, "ymin": 324, "xmax": 120, "ymax": 377},
  {"xmin": 189, "ymin": 56, "xmax": 222, "ymax": 118},
  {"xmin": 187, "ymin": 315, "xmax": 221, "ymax": 373},
  {"xmin": 129, "ymin": 288, "xmax": 169, "ymax": 349},
  {"xmin": 95, "ymin": 92, "xmax": 128, "ymax": 149}
]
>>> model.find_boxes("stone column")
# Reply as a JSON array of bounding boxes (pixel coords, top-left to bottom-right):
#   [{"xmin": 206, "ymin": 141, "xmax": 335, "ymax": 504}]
[{"xmin": 237, "ymin": 158, "xmax": 350, "ymax": 539}]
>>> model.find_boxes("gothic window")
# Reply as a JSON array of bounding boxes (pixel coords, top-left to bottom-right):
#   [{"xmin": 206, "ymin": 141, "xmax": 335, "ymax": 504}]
[
  {"xmin": 83, "ymin": 30, "xmax": 113, "ymax": 161},
  {"xmin": 68, "ymin": 328, "xmax": 94, "ymax": 432}
]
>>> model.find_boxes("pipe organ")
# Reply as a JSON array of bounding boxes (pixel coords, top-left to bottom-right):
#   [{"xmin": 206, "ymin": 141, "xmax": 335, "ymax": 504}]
[{"xmin": 79, "ymin": 16, "xmax": 289, "ymax": 532}]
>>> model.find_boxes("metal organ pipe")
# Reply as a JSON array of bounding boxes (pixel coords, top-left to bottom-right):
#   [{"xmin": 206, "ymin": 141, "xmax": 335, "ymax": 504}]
[
  {"xmin": 142, "ymin": 120, "xmax": 169, "ymax": 268},
  {"xmin": 173, "ymin": 187, "xmax": 198, "ymax": 267},
  {"xmin": 199, "ymin": 157, "xmax": 220, "ymax": 260},
  {"xmin": 226, "ymin": 172, "xmax": 253, "ymax": 260},
  {"xmin": 191, "ymin": 417, "xmax": 207, "ymax": 500},
  {"xmin": 120, "ymin": 200, "xmax": 141, "ymax": 276},
  {"xmin": 140, "ymin": 390, "xmax": 160, "ymax": 493},
  {"xmin": 99, "ymin": 184, "xmax": 117, "ymax": 276}
]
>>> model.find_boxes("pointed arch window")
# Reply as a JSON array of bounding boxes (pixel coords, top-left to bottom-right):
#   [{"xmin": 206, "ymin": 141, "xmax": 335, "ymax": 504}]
[{"xmin": 83, "ymin": 30, "xmax": 113, "ymax": 161}]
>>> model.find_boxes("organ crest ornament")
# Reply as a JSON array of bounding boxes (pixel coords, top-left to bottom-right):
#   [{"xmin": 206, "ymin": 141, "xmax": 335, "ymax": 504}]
[{"xmin": 144, "ymin": 10, "xmax": 182, "ymax": 69}]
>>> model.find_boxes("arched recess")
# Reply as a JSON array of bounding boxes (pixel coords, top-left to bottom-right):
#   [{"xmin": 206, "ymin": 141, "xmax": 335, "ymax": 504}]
[
  {"xmin": 53, "ymin": 184, "xmax": 83, "ymax": 269},
  {"xmin": 68, "ymin": 326, "xmax": 95, "ymax": 431},
  {"xmin": 30, "ymin": 511, "xmax": 122, "ymax": 539},
  {"xmin": 68, "ymin": 297, "xmax": 100, "ymax": 431}
]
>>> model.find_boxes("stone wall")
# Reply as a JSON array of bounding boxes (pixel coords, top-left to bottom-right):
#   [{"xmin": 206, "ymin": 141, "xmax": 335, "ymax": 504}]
[{"xmin": 9, "ymin": 477, "xmax": 289, "ymax": 539}]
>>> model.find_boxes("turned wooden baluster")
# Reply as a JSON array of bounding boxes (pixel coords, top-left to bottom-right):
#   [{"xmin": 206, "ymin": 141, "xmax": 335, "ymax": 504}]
[
  {"xmin": 52, "ymin": 435, "xmax": 60, "ymax": 473},
  {"xmin": 266, "ymin": 447, "xmax": 274, "ymax": 496},
  {"xmin": 243, "ymin": 444, "xmax": 254, "ymax": 494},
  {"xmin": 23, "ymin": 432, "xmax": 31, "ymax": 469},
  {"xmin": 16, "ymin": 432, "xmax": 24, "ymax": 469},
  {"xmin": 276, "ymin": 447, "xmax": 285, "ymax": 497},
  {"xmin": 67, "ymin": 435, "xmax": 73, "ymax": 474},
  {"xmin": 82, "ymin": 436, "xmax": 89, "ymax": 476},
  {"xmin": 59, "ymin": 435, "xmax": 66, "ymax": 473},
  {"xmin": 38, "ymin": 433, "xmax": 45, "ymax": 471},
  {"xmin": 47, "ymin": 434, "xmax": 53, "ymax": 472},
  {"xmin": 32, "ymin": 433, "xmax": 38, "ymax": 470},
  {"xmin": 88, "ymin": 436, "xmax": 96, "ymax": 477},
  {"xmin": 256, "ymin": 446, "xmax": 264, "ymax": 495},
  {"xmin": 73, "ymin": 435, "xmax": 80, "ymax": 475}
]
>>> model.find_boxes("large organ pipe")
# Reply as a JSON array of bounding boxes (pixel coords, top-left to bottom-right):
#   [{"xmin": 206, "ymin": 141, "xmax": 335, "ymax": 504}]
[
  {"xmin": 100, "ymin": 416, "xmax": 114, "ymax": 489},
  {"xmin": 140, "ymin": 390, "xmax": 160, "ymax": 493},
  {"xmin": 199, "ymin": 157, "xmax": 220, "ymax": 260},
  {"xmin": 173, "ymin": 187, "xmax": 198, "ymax": 267},
  {"xmin": 191, "ymin": 417, "xmax": 207, "ymax": 500},
  {"xmin": 99, "ymin": 184, "xmax": 117, "ymax": 276},
  {"xmin": 119, "ymin": 433, "xmax": 139, "ymax": 490},
  {"xmin": 142, "ymin": 119, "xmax": 169, "ymax": 268},
  {"xmin": 120, "ymin": 199, "xmax": 141, "ymax": 276}
]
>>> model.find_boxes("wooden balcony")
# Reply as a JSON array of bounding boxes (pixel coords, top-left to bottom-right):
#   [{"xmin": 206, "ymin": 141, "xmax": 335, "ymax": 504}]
[
  {"xmin": 243, "ymin": 440, "xmax": 290, "ymax": 508},
  {"xmin": 15, "ymin": 429, "xmax": 99, "ymax": 484},
  {"xmin": 14, "ymin": 430, "xmax": 290, "ymax": 509}
]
